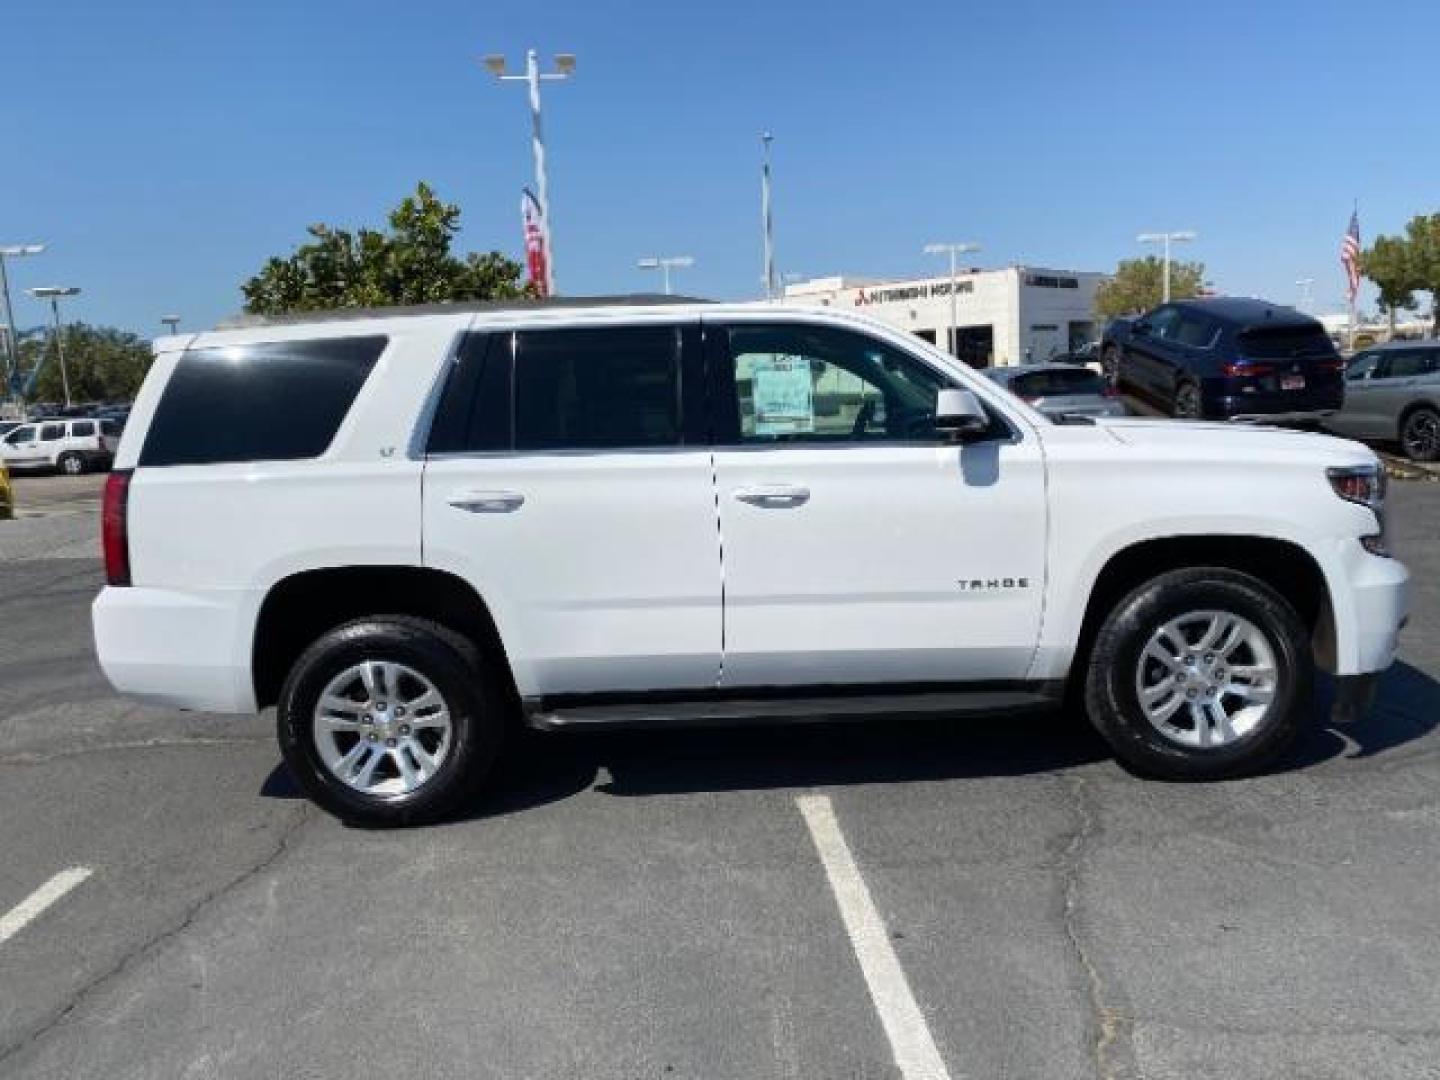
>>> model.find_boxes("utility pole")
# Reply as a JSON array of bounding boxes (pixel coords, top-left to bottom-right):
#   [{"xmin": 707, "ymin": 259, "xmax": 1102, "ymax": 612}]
[
  {"xmin": 0, "ymin": 244, "xmax": 45, "ymax": 399},
  {"xmin": 923, "ymin": 242, "xmax": 981, "ymax": 358},
  {"xmin": 161, "ymin": 314, "xmax": 181, "ymax": 336},
  {"xmin": 28, "ymin": 286, "xmax": 80, "ymax": 408},
  {"xmin": 483, "ymin": 49, "xmax": 575, "ymax": 296},
  {"xmin": 1137, "ymin": 230, "xmax": 1197, "ymax": 302},
  {"xmin": 761, "ymin": 132, "xmax": 776, "ymax": 300}
]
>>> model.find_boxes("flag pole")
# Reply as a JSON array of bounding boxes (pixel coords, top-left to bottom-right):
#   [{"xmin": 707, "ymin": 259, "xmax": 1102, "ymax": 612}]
[{"xmin": 1348, "ymin": 199, "xmax": 1358, "ymax": 353}]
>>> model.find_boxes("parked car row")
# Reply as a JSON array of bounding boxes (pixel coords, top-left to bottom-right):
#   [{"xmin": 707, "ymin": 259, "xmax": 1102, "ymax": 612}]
[{"xmin": 0, "ymin": 416, "xmax": 122, "ymax": 474}]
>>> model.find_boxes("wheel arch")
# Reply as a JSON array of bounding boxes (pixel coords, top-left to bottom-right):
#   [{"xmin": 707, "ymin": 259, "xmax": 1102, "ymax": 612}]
[
  {"xmin": 1067, "ymin": 534, "xmax": 1334, "ymax": 696},
  {"xmin": 251, "ymin": 565, "xmax": 518, "ymax": 711}
]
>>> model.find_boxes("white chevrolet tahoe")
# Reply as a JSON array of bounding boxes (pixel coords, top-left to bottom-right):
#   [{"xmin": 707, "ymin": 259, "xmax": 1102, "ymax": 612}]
[{"xmin": 92, "ymin": 300, "xmax": 1410, "ymax": 825}]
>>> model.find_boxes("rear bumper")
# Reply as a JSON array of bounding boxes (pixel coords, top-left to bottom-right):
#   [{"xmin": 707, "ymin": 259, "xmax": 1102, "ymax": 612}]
[{"xmin": 92, "ymin": 586, "xmax": 256, "ymax": 713}]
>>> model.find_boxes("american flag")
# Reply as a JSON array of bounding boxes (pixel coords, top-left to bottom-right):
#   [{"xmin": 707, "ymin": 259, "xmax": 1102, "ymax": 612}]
[{"xmin": 1341, "ymin": 209, "xmax": 1362, "ymax": 303}]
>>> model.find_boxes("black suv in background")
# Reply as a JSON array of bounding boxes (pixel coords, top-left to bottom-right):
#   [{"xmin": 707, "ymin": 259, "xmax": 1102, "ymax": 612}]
[{"xmin": 1112, "ymin": 299, "xmax": 1345, "ymax": 422}]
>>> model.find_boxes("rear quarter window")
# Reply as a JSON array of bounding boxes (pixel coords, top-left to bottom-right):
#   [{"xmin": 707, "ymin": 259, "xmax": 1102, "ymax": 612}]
[
  {"xmin": 1011, "ymin": 369, "xmax": 1105, "ymax": 397},
  {"xmin": 71, "ymin": 420, "xmax": 95, "ymax": 437},
  {"xmin": 139, "ymin": 336, "xmax": 385, "ymax": 467}
]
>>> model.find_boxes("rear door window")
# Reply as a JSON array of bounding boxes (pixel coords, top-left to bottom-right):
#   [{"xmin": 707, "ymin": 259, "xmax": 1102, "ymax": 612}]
[
  {"xmin": 40, "ymin": 424, "xmax": 65, "ymax": 442},
  {"xmin": 139, "ymin": 336, "xmax": 386, "ymax": 467},
  {"xmin": 1173, "ymin": 312, "xmax": 1217, "ymax": 348},
  {"xmin": 513, "ymin": 326, "xmax": 683, "ymax": 451},
  {"xmin": 1382, "ymin": 350, "xmax": 1437, "ymax": 379}
]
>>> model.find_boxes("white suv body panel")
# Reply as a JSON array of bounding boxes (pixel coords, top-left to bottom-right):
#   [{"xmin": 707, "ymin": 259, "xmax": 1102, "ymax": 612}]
[{"xmin": 93, "ymin": 302, "xmax": 1409, "ymax": 717}]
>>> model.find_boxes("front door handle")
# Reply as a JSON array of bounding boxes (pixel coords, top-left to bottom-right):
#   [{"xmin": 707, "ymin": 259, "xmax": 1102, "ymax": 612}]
[
  {"xmin": 447, "ymin": 490, "xmax": 525, "ymax": 513},
  {"xmin": 733, "ymin": 484, "xmax": 810, "ymax": 508}
]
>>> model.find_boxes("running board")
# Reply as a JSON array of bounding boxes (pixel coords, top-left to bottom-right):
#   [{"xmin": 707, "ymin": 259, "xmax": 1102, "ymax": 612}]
[{"xmin": 524, "ymin": 682, "xmax": 1063, "ymax": 732}]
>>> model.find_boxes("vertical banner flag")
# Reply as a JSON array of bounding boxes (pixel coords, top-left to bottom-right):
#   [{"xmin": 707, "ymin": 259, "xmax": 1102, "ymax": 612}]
[
  {"xmin": 521, "ymin": 188, "xmax": 551, "ymax": 297},
  {"xmin": 1341, "ymin": 209, "xmax": 1362, "ymax": 304}
]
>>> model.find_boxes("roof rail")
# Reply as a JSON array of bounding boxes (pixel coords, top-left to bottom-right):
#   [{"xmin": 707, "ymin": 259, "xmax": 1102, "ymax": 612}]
[{"xmin": 216, "ymin": 294, "xmax": 712, "ymax": 329}]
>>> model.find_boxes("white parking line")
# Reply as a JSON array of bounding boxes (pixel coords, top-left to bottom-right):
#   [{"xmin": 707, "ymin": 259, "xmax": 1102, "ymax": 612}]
[
  {"xmin": 796, "ymin": 795, "xmax": 952, "ymax": 1080},
  {"xmin": 0, "ymin": 868, "xmax": 93, "ymax": 946}
]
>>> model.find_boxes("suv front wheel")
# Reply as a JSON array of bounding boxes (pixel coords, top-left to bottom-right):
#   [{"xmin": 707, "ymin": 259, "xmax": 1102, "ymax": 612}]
[
  {"xmin": 277, "ymin": 616, "xmax": 507, "ymax": 826},
  {"xmin": 1084, "ymin": 568, "xmax": 1312, "ymax": 780}
]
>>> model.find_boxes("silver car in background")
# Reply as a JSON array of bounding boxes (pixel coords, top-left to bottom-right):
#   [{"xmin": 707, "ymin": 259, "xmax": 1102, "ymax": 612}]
[
  {"xmin": 983, "ymin": 362, "xmax": 1128, "ymax": 420},
  {"xmin": 1326, "ymin": 342, "xmax": 1440, "ymax": 461}
]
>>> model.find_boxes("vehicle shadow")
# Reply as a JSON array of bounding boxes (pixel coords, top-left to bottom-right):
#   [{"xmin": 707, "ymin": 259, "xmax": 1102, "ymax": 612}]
[
  {"xmin": 1284, "ymin": 660, "xmax": 1440, "ymax": 769},
  {"xmin": 259, "ymin": 661, "xmax": 1440, "ymax": 822}
]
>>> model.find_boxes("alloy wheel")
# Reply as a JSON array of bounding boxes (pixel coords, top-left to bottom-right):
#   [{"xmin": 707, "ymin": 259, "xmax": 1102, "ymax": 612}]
[
  {"xmin": 1133, "ymin": 610, "xmax": 1278, "ymax": 749},
  {"xmin": 312, "ymin": 660, "xmax": 454, "ymax": 796},
  {"xmin": 1402, "ymin": 410, "xmax": 1440, "ymax": 461}
]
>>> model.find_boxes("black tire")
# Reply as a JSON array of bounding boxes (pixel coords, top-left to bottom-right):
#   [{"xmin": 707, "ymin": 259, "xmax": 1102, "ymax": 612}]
[
  {"xmin": 277, "ymin": 616, "xmax": 508, "ymax": 826},
  {"xmin": 1102, "ymin": 345, "xmax": 1121, "ymax": 387},
  {"xmin": 57, "ymin": 452, "xmax": 86, "ymax": 476},
  {"xmin": 1172, "ymin": 380, "xmax": 1203, "ymax": 420},
  {"xmin": 1083, "ymin": 568, "xmax": 1313, "ymax": 780},
  {"xmin": 1400, "ymin": 406, "xmax": 1440, "ymax": 462}
]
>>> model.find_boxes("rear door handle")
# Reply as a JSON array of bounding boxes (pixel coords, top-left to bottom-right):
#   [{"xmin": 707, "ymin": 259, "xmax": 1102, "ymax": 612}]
[
  {"xmin": 733, "ymin": 484, "xmax": 810, "ymax": 508},
  {"xmin": 447, "ymin": 490, "xmax": 525, "ymax": 513}
]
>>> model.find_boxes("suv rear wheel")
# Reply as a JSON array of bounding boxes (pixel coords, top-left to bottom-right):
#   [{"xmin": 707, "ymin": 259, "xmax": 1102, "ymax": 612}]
[
  {"xmin": 57, "ymin": 452, "xmax": 86, "ymax": 476},
  {"xmin": 1084, "ymin": 568, "xmax": 1312, "ymax": 780},
  {"xmin": 277, "ymin": 616, "xmax": 506, "ymax": 825},
  {"xmin": 1173, "ymin": 381, "xmax": 1203, "ymax": 420}
]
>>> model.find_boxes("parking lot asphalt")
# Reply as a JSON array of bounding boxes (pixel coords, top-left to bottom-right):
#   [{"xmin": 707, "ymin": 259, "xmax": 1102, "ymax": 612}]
[{"xmin": 2, "ymin": 475, "xmax": 1439, "ymax": 1079}]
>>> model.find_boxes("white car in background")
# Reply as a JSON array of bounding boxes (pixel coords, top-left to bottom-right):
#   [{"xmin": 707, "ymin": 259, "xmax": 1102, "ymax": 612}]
[{"xmin": 0, "ymin": 417, "xmax": 121, "ymax": 474}]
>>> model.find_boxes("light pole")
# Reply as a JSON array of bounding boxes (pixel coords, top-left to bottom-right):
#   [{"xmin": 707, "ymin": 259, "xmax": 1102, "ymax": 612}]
[
  {"xmin": 637, "ymin": 256, "xmax": 694, "ymax": 296},
  {"xmin": 483, "ymin": 49, "xmax": 575, "ymax": 296},
  {"xmin": 1295, "ymin": 278, "xmax": 1315, "ymax": 313},
  {"xmin": 923, "ymin": 242, "xmax": 981, "ymax": 358},
  {"xmin": 0, "ymin": 244, "xmax": 45, "ymax": 395},
  {"xmin": 1137, "ymin": 230, "xmax": 1197, "ymax": 302},
  {"xmin": 161, "ymin": 314, "xmax": 181, "ymax": 336},
  {"xmin": 760, "ymin": 133, "xmax": 776, "ymax": 300},
  {"xmin": 28, "ymin": 286, "xmax": 80, "ymax": 409}
]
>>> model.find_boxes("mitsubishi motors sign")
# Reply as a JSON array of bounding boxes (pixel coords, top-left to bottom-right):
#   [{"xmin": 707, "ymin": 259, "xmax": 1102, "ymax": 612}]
[{"xmin": 854, "ymin": 280, "xmax": 974, "ymax": 306}]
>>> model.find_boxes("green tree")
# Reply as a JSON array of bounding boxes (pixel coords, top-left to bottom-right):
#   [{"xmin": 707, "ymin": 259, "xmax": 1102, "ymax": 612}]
[
  {"xmin": 1094, "ymin": 256, "xmax": 1206, "ymax": 320},
  {"xmin": 18, "ymin": 323, "xmax": 153, "ymax": 402},
  {"xmin": 1402, "ymin": 213, "xmax": 1440, "ymax": 337},
  {"xmin": 241, "ymin": 182, "xmax": 530, "ymax": 316},
  {"xmin": 1360, "ymin": 233, "xmax": 1419, "ymax": 335}
]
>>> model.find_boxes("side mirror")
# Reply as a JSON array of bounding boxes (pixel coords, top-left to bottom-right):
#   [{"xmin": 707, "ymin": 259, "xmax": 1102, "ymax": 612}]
[{"xmin": 934, "ymin": 388, "xmax": 988, "ymax": 440}]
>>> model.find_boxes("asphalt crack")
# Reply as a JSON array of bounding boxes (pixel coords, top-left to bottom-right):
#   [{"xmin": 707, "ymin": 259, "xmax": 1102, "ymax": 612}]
[
  {"xmin": 0, "ymin": 804, "xmax": 313, "ymax": 1070},
  {"xmin": 1060, "ymin": 773, "xmax": 1139, "ymax": 1080}
]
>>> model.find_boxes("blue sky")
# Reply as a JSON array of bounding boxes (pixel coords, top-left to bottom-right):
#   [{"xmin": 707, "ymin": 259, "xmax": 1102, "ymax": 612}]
[{"xmin": 2, "ymin": 0, "xmax": 1434, "ymax": 336}]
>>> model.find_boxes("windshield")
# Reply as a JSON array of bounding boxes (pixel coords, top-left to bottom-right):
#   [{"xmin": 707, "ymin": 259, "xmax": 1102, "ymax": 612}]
[
  {"xmin": 1010, "ymin": 369, "xmax": 1106, "ymax": 398},
  {"xmin": 1237, "ymin": 326, "xmax": 1336, "ymax": 359}
]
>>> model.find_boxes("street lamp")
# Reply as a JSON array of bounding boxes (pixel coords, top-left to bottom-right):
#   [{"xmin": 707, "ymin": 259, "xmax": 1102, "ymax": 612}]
[
  {"xmin": 923, "ymin": 242, "xmax": 981, "ymax": 358},
  {"xmin": 636, "ymin": 256, "xmax": 694, "ymax": 296},
  {"xmin": 161, "ymin": 314, "xmax": 181, "ymax": 336},
  {"xmin": 28, "ymin": 286, "xmax": 80, "ymax": 409},
  {"xmin": 1136, "ymin": 230, "xmax": 1197, "ymax": 302},
  {"xmin": 0, "ymin": 243, "xmax": 45, "ymax": 392},
  {"xmin": 483, "ymin": 49, "xmax": 575, "ymax": 296},
  {"xmin": 760, "ymin": 133, "xmax": 776, "ymax": 300}
]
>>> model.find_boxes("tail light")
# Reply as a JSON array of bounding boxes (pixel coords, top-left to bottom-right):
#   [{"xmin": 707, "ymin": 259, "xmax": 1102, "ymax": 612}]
[
  {"xmin": 102, "ymin": 469, "xmax": 132, "ymax": 586},
  {"xmin": 1101, "ymin": 385, "xmax": 1119, "ymax": 398},
  {"xmin": 1317, "ymin": 358, "xmax": 1345, "ymax": 373},
  {"xmin": 1222, "ymin": 361, "xmax": 1275, "ymax": 377}
]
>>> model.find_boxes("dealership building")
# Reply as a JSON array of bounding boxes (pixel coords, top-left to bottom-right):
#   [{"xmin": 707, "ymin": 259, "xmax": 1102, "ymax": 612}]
[{"xmin": 782, "ymin": 265, "xmax": 1106, "ymax": 368}]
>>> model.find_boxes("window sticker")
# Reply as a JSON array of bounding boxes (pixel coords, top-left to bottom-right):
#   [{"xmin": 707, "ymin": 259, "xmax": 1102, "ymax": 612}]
[{"xmin": 751, "ymin": 354, "xmax": 815, "ymax": 435}]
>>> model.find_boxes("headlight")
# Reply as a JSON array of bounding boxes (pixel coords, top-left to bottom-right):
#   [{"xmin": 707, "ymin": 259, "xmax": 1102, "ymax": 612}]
[
  {"xmin": 1328, "ymin": 464, "xmax": 1389, "ymax": 556},
  {"xmin": 1327, "ymin": 464, "xmax": 1385, "ymax": 511}
]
